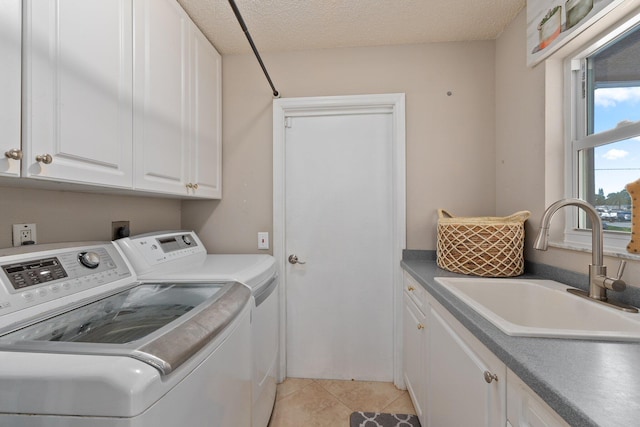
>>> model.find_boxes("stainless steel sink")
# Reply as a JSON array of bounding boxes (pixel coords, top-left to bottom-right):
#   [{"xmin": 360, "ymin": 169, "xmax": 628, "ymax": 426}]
[{"xmin": 435, "ymin": 277, "xmax": 640, "ymax": 341}]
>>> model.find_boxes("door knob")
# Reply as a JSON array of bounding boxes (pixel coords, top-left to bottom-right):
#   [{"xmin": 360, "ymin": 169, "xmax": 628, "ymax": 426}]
[{"xmin": 288, "ymin": 254, "xmax": 306, "ymax": 264}]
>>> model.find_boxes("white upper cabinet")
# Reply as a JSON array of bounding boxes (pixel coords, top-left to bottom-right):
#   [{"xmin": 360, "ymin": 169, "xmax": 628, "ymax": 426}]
[
  {"xmin": 0, "ymin": 0, "xmax": 23, "ymax": 177},
  {"xmin": 22, "ymin": 0, "xmax": 134, "ymax": 188},
  {"xmin": 189, "ymin": 24, "xmax": 222, "ymax": 199},
  {"xmin": 12, "ymin": 0, "xmax": 220, "ymax": 198},
  {"xmin": 133, "ymin": 0, "xmax": 222, "ymax": 198},
  {"xmin": 133, "ymin": 0, "xmax": 190, "ymax": 195}
]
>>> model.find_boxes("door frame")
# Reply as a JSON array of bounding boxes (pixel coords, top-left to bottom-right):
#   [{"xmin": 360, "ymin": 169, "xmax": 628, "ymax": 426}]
[{"xmin": 273, "ymin": 93, "xmax": 406, "ymax": 386}]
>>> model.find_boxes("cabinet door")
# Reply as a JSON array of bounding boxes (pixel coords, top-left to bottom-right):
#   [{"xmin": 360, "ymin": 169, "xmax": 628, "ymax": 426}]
[
  {"xmin": 428, "ymin": 305, "xmax": 506, "ymax": 427},
  {"xmin": 189, "ymin": 25, "xmax": 222, "ymax": 199},
  {"xmin": 0, "ymin": 0, "xmax": 21, "ymax": 177},
  {"xmin": 507, "ymin": 369, "xmax": 570, "ymax": 427},
  {"xmin": 23, "ymin": 0, "xmax": 133, "ymax": 187},
  {"xmin": 403, "ymin": 292, "xmax": 426, "ymax": 424},
  {"xmin": 133, "ymin": 0, "xmax": 190, "ymax": 195}
]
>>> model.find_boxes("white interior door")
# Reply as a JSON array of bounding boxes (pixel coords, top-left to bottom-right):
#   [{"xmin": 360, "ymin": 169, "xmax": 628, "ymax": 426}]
[{"xmin": 283, "ymin": 110, "xmax": 395, "ymax": 381}]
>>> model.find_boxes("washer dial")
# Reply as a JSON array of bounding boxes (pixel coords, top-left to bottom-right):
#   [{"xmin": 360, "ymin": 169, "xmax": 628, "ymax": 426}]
[{"xmin": 78, "ymin": 251, "xmax": 100, "ymax": 269}]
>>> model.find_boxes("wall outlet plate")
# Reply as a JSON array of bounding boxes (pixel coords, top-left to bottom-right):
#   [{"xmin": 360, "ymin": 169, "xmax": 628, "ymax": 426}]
[
  {"xmin": 13, "ymin": 223, "xmax": 37, "ymax": 247},
  {"xmin": 258, "ymin": 232, "xmax": 269, "ymax": 250},
  {"xmin": 112, "ymin": 221, "xmax": 130, "ymax": 240}
]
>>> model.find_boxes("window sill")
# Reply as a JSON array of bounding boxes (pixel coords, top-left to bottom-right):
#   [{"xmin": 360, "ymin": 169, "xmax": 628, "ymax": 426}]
[{"xmin": 548, "ymin": 240, "xmax": 640, "ymax": 261}]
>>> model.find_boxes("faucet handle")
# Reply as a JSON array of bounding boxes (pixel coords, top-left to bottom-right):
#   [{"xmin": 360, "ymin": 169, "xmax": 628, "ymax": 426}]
[
  {"xmin": 603, "ymin": 277, "xmax": 626, "ymax": 292},
  {"xmin": 599, "ymin": 260, "xmax": 627, "ymax": 292},
  {"xmin": 616, "ymin": 260, "xmax": 627, "ymax": 280}
]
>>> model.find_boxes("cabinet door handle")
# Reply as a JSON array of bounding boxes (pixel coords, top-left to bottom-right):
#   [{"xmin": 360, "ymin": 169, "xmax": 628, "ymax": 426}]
[
  {"xmin": 193, "ymin": 183, "xmax": 198, "ymax": 189},
  {"xmin": 407, "ymin": 286, "xmax": 415, "ymax": 291},
  {"xmin": 186, "ymin": 183, "xmax": 194, "ymax": 189},
  {"xmin": 36, "ymin": 154, "xmax": 53, "ymax": 164},
  {"xmin": 417, "ymin": 323, "xmax": 424, "ymax": 330},
  {"xmin": 484, "ymin": 371, "xmax": 498, "ymax": 383},
  {"xmin": 5, "ymin": 149, "xmax": 22, "ymax": 160}
]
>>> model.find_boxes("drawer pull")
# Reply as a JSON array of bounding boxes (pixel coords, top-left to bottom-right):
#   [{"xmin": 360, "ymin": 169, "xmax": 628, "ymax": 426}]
[
  {"xmin": 407, "ymin": 286, "xmax": 415, "ymax": 291},
  {"xmin": 417, "ymin": 323, "xmax": 424, "ymax": 330}
]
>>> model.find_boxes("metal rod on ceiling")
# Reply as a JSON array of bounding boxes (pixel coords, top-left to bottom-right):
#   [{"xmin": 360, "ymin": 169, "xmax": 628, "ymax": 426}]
[{"xmin": 228, "ymin": 0, "xmax": 280, "ymax": 98}]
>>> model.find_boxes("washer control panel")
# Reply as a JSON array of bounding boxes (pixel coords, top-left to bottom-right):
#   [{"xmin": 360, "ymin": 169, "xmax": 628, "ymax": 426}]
[
  {"xmin": 0, "ymin": 244, "xmax": 132, "ymax": 318},
  {"xmin": 116, "ymin": 231, "xmax": 207, "ymax": 275},
  {"xmin": 3, "ymin": 257, "xmax": 68, "ymax": 290}
]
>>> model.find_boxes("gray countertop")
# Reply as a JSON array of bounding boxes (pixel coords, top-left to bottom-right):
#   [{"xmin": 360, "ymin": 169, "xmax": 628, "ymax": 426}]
[{"xmin": 401, "ymin": 259, "xmax": 640, "ymax": 427}]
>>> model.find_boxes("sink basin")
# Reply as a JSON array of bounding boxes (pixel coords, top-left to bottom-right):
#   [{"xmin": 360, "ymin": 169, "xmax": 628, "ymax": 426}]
[{"xmin": 435, "ymin": 277, "xmax": 640, "ymax": 341}]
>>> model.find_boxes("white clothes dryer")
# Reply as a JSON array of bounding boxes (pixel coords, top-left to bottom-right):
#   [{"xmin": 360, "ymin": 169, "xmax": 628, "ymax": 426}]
[
  {"xmin": 116, "ymin": 231, "xmax": 279, "ymax": 427},
  {"xmin": 0, "ymin": 241, "xmax": 252, "ymax": 427}
]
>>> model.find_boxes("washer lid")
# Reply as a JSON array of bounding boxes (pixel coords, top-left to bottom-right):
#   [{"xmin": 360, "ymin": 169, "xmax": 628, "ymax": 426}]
[
  {"xmin": 143, "ymin": 254, "xmax": 277, "ymax": 292},
  {"xmin": 0, "ymin": 281, "xmax": 251, "ymax": 375}
]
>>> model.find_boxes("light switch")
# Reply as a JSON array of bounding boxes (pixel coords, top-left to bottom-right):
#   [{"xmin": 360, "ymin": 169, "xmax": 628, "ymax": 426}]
[{"xmin": 258, "ymin": 232, "xmax": 269, "ymax": 250}]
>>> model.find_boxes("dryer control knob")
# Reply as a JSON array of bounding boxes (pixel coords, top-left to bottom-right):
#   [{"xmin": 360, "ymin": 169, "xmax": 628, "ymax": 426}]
[{"xmin": 78, "ymin": 251, "xmax": 100, "ymax": 269}]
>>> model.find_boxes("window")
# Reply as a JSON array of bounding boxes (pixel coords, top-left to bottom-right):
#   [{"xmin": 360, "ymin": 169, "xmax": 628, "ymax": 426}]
[{"xmin": 567, "ymin": 16, "xmax": 640, "ymax": 251}]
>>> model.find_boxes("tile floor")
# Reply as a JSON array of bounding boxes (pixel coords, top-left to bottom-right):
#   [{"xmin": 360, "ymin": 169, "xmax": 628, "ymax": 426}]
[{"xmin": 267, "ymin": 378, "xmax": 416, "ymax": 427}]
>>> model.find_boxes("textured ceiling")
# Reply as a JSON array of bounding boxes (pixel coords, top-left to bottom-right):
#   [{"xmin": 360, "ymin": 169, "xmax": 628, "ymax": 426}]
[{"xmin": 177, "ymin": 0, "xmax": 526, "ymax": 55}]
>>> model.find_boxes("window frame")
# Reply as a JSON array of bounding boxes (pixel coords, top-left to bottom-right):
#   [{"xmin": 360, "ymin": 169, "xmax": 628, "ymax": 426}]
[{"xmin": 564, "ymin": 13, "xmax": 640, "ymax": 253}]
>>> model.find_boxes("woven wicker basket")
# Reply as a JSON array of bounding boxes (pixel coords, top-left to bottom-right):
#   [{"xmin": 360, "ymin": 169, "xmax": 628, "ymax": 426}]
[{"xmin": 436, "ymin": 209, "xmax": 530, "ymax": 277}]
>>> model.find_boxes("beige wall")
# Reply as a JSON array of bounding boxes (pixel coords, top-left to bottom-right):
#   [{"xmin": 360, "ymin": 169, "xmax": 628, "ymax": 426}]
[
  {"xmin": 183, "ymin": 41, "xmax": 497, "ymax": 253},
  {"xmin": 495, "ymin": 9, "xmax": 640, "ymax": 279},
  {"xmin": 495, "ymin": 10, "xmax": 547, "ymax": 254},
  {"xmin": 0, "ymin": 186, "xmax": 181, "ymax": 247},
  {"xmin": 3, "ymin": 8, "xmax": 637, "ymax": 280},
  {"xmin": 3, "ymin": 7, "xmax": 636, "ymax": 281}
]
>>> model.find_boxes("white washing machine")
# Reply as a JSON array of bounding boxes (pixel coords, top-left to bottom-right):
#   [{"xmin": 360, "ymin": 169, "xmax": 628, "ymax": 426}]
[
  {"xmin": 0, "ymin": 241, "xmax": 252, "ymax": 427},
  {"xmin": 116, "ymin": 231, "xmax": 279, "ymax": 427}
]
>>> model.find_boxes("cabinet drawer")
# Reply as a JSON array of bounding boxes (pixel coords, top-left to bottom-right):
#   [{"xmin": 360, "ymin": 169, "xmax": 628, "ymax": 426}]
[{"xmin": 403, "ymin": 272, "xmax": 427, "ymax": 313}]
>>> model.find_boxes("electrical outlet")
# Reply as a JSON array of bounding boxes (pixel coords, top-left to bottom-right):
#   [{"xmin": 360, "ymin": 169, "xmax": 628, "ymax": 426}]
[
  {"xmin": 112, "ymin": 221, "xmax": 130, "ymax": 240},
  {"xmin": 12, "ymin": 223, "xmax": 37, "ymax": 247}
]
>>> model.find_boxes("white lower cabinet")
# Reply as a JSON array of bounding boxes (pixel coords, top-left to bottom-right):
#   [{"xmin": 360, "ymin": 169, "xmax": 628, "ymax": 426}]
[
  {"xmin": 402, "ymin": 274, "xmax": 567, "ymax": 427},
  {"xmin": 428, "ymin": 300, "xmax": 506, "ymax": 426},
  {"xmin": 507, "ymin": 369, "xmax": 570, "ymax": 427},
  {"xmin": 402, "ymin": 275, "xmax": 427, "ymax": 425}
]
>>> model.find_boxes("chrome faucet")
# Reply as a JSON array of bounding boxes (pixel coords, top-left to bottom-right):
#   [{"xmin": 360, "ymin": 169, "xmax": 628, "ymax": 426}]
[{"xmin": 534, "ymin": 198, "xmax": 634, "ymax": 311}]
